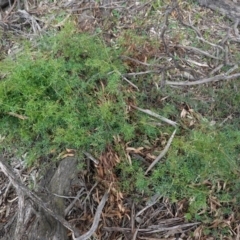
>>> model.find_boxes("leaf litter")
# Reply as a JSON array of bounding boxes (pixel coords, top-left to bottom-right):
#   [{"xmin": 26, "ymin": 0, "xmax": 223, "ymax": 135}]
[{"xmin": 1, "ymin": 0, "xmax": 240, "ymax": 239}]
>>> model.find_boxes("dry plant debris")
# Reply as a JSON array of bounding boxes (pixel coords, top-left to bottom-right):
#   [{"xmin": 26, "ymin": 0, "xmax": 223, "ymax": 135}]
[{"xmin": 1, "ymin": 0, "xmax": 240, "ymax": 239}]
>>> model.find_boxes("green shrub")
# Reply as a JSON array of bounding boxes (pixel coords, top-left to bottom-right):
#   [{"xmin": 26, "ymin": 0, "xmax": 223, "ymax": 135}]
[
  {"xmin": 0, "ymin": 24, "xmax": 134, "ymax": 164},
  {"xmin": 151, "ymin": 124, "xmax": 240, "ymax": 219},
  {"xmin": 117, "ymin": 121, "xmax": 240, "ymax": 220}
]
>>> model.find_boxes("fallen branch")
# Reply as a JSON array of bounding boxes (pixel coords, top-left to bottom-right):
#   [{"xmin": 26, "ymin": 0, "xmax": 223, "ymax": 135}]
[
  {"xmin": 83, "ymin": 151, "xmax": 99, "ymax": 165},
  {"xmin": 132, "ymin": 105, "xmax": 178, "ymax": 127},
  {"xmin": 17, "ymin": 10, "xmax": 42, "ymax": 34},
  {"xmin": 136, "ymin": 193, "xmax": 161, "ymax": 217},
  {"xmin": 173, "ymin": 44, "xmax": 221, "ymax": 60},
  {"xmin": 8, "ymin": 112, "xmax": 28, "ymax": 120},
  {"xmin": 145, "ymin": 128, "xmax": 177, "ymax": 175},
  {"xmin": 121, "ymin": 76, "xmax": 139, "ymax": 91},
  {"xmin": 64, "ymin": 189, "xmax": 85, "ymax": 217},
  {"xmin": 124, "ymin": 70, "xmax": 161, "ymax": 76},
  {"xmin": 120, "ymin": 55, "xmax": 167, "ymax": 69},
  {"xmin": 145, "ymin": 222, "xmax": 200, "ymax": 234},
  {"xmin": 103, "ymin": 222, "xmax": 200, "ymax": 233},
  {"xmin": 73, "ymin": 192, "xmax": 109, "ymax": 240},
  {"xmin": 166, "ymin": 72, "xmax": 240, "ymax": 86},
  {"xmin": 131, "ymin": 105, "xmax": 177, "ymax": 174}
]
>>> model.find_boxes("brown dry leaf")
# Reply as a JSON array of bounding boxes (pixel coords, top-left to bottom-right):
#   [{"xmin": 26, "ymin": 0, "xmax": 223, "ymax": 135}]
[
  {"xmin": 202, "ymin": 180, "xmax": 212, "ymax": 187},
  {"xmin": 176, "ymin": 198, "xmax": 188, "ymax": 216},
  {"xmin": 126, "ymin": 154, "xmax": 132, "ymax": 165},
  {"xmin": 113, "ymin": 135, "xmax": 121, "ymax": 144},
  {"xmin": 49, "ymin": 149, "xmax": 56, "ymax": 154},
  {"xmin": 58, "ymin": 149, "xmax": 76, "ymax": 158},
  {"xmin": 66, "ymin": 148, "xmax": 76, "ymax": 153},
  {"xmin": 118, "ymin": 203, "xmax": 125, "ymax": 213},
  {"xmin": 171, "ymin": 10, "xmax": 177, "ymax": 18},
  {"xmin": 210, "ymin": 219, "xmax": 222, "ymax": 228},
  {"xmin": 221, "ymin": 220, "xmax": 232, "ymax": 228},
  {"xmin": 100, "ymin": 81, "xmax": 105, "ymax": 92},
  {"xmin": 110, "ymin": 187, "xmax": 120, "ymax": 196},
  {"xmin": 126, "ymin": 147, "xmax": 144, "ymax": 154},
  {"xmin": 217, "ymin": 181, "xmax": 225, "ymax": 192},
  {"xmin": 114, "ymin": 191, "xmax": 123, "ymax": 201},
  {"xmin": 223, "ymin": 181, "xmax": 227, "ymax": 190},
  {"xmin": 236, "ymin": 224, "xmax": 240, "ymax": 239},
  {"xmin": 198, "ymin": 208, "xmax": 206, "ymax": 215},
  {"xmin": 193, "ymin": 226, "xmax": 203, "ymax": 239},
  {"xmin": 161, "ymin": 138, "xmax": 167, "ymax": 146},
  {"xmin": 180, "ymin": 108, "xmax": 188, "ymax": 118},
  {"xmin": 146, "ymin": 153, "xmax": 156, "ymax": 160},
  {"xmin": 97, "ymin": 166, "xmax": 104, "ymax": 178},
  {"xmin": 208, "ymin": 196, "xmax": 221, "ymax": 213},
  {"xmin": 114, "ymin": 153, "xmax": 120, "ymax": 164},
  {"xmin": 209, "ymin": 196, "xmax": 221, "ymax": 207},
  {"xmin": 189, "ymin": 119, "xmax": 196, "ymax": 126},
  {"xmin": 61, "ymin": 153, "xmax": 75, "ymax": 159}
]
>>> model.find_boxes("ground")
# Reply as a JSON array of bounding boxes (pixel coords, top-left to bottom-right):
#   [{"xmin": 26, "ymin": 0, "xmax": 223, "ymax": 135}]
[{"xmin": 0, "ymin": 0, "xmax": 240, "ymax": 239}]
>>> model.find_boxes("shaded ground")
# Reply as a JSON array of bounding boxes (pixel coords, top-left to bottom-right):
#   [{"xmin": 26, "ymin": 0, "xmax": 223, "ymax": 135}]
[{"xmin": 0, "ymin": 0, "xmax": 240, "ymax": 239}]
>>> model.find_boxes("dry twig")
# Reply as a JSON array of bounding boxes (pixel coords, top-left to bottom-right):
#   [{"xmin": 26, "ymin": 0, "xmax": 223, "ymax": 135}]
[
  {"xmin": 73, "ymin": 192, "xmax": 109, "ymax": 240},
  {"xmin": 132, "ymin": 105, "xmax": 178, "ymax": 127},
  {"xmin": 166, "ymin": 72, "xmax": 240, "ymax": 86},
  {"xmin": 145, "ymin": 129, "xmax": 177, "ymax": 175}
]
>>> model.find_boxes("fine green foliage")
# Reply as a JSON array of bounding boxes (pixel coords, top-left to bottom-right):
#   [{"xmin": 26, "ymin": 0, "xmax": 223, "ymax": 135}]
[
  {"xmin": 154, "ymin": 124, "xmax": 240, "ymax": 215},
  {"xmin": 0, "ymin": 23, "xmax": 135, "ymax": 164},
  {"xmin": 118, "ymin": 122, "xmax": 240, "ymax": 221}
]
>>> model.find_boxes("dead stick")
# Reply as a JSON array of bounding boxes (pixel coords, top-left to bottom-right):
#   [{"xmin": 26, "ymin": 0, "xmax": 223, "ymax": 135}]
[
  {"xmin": 145, "ymin": 129, "xmax": 176, "ymax": 174},
  {"xmin": 73, "ymin": 192, "xmax": 109, "ymax": 240},
  {"xmin": 132, "ymin": 105, "xmax": 178, "ymax": 127},
  {"xmin": 166, "ymin": 72, "xmax": 240, "ymax": 86}
]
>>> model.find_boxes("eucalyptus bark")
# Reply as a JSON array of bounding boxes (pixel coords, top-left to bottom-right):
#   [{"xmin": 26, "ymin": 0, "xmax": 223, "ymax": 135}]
[{"xmin": 0, "ymin": 156, "xmax": 78, "ymax": 240}]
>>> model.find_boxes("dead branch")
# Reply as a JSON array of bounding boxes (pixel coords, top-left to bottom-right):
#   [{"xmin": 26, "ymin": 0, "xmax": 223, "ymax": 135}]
[
  {"xmin": 17, "ymin": 9, "xmax": 42, "ymax": 34},
  {"xmin": 136, "ymin": 194, "xmax": 161, "ymax": 217},
  {"xmin": 83, "ymin": 151, "xmax": 99, "ymax": 165},
  {"xmin": 124, "ymin": 70, "xmax": 161, "ymax": 76},
  {"xmin": 64, "ymin": 189, "xmax": 85, "ymax": 217},
  {"xmin": 73, "ymin": 192, "xmax": 109, "ymax": 240},
  {"xmin": 132, "ymin": 105, "xmax": 178, "ymax": 127},
  {"xmin": 145, "ymin": 222, "xmax": 200, "ymax": 234},
  {"xmin": 173, "ymin": 44, "xmax": 221, "ymax": 60},
  {"xmin": 122, "ymin": 75, "xmax": 139, "ymax": 90},
  {"xmin": 104, "ymin": 222, "xmax": 200, "ymax": 233},
  {"xmin": 145, "ymin": 129, "xmax": 177, "ymax": 175},
  {"xmin": 166, "ymin": 72, "xmax": 240, "ymax": 86},
  {"xmin": 131, "ymin": 105, "xmax": 177, "ymax": 174}
]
